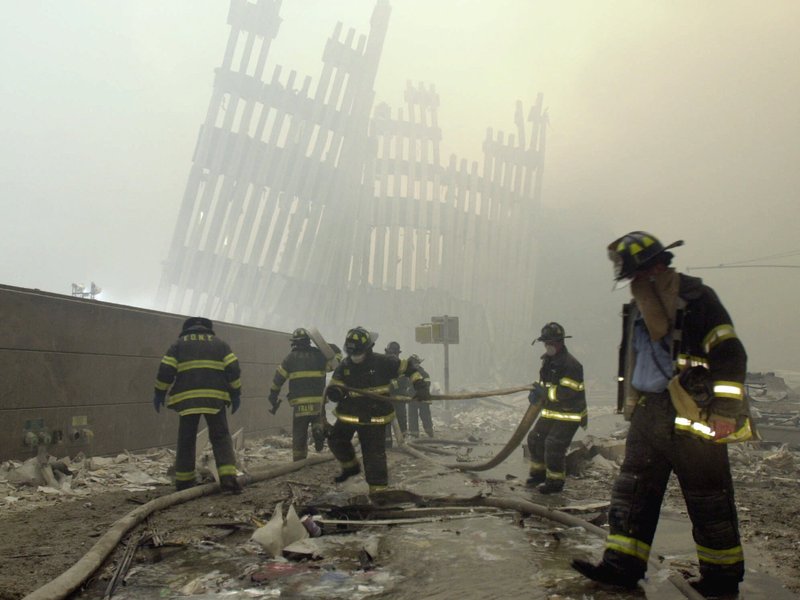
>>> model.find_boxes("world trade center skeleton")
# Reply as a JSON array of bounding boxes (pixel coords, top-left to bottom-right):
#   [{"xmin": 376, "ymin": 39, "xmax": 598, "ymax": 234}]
[{"xmin": 156, "ymin": 0, "xmax": 546, "ymax": 384}]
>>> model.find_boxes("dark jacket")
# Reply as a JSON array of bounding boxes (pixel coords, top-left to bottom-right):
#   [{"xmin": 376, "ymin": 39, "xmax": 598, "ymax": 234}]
[
  {"xmin": 621, "ymin": 274, "xmax": 750, "ymax": 438},
  {"xmin": 270, "ymin": 346, "xmax": 329, "ymax": 413},
  {"xmin": 329, "ymin": 352, "xmax": 430, "ymax": 425},
  {"xmin": 154, "ymin": 324, "xmax": 242, "ymax": 416},
  {"xmin": 673, "ymin": 274, "xmax": 747, "ymax": 420},
  {"xmin": 538, "ymin": 347, "xmax": 587, "ymax": 422}
]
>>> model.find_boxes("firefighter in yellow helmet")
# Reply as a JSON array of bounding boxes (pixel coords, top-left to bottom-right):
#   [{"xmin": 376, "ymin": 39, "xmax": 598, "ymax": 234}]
[
  {"xmin": 572, "ymin": 231, "xmax": 751, "ymax": 596},
  {"xmin": 526, "ymin": 322, "xmax": 587, "ymax": 494},
  {"xmin": 325, "ymin": 327, "xmax": 430, "ymax": 495}
]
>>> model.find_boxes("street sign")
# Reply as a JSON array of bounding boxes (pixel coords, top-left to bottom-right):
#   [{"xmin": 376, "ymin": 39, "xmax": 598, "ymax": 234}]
[
  {"xmin": 431, "ymin": 315, "xmax": 459, "ymax": 344},
  {"xmin": 415, "ymin": 315, "xmax": 458, "ymax": 394},
  {"xmin": 415, "ymin": 324, "xmax": 435, "ymax": 344},
  {"xmin": 416, "ymin": 316, "xmax": 459, "ymax": 344}
]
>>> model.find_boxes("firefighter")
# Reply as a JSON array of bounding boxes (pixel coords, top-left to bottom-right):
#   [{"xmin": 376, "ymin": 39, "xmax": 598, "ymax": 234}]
[
  {"xmin": 398, "ymin": 348, "xmax": 435, "ymax": 438},
  {"xmin": 325, "ymin": 327, "xmax": 431, "ymax": 494},
  {"xmin": 526, "ymin": 322, "xmax": 587, "ymax": 494},
  {"xmin": 383, "ymin": 341, "xmax": 408, "ymax": 447},
  {"xmin": 153, "ymin": 317, "xmax": 242, "ymax": 494},
  {"xmin": 572, "ymin": 231, "xmax": 751, "ymax": 597},
  {"xmin": 268, "ymin": 328, "xmax": 332, "ymax": 461}
]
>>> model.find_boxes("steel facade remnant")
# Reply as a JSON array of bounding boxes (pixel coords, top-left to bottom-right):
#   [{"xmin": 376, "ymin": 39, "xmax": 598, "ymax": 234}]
[{"xmin": 157, "ymin": 0, "xmax": 546, "ymax": 384}]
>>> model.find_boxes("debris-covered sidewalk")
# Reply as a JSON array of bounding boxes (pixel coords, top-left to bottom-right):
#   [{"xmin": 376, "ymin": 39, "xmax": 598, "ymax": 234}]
[{"xmin": 2, "ymin": 400, "xmax": 800, "ymax": 599}]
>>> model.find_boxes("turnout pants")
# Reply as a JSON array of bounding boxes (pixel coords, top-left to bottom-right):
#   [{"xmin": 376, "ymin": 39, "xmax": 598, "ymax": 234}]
[
  {"xmin": 329, "ymin": 420, "xmax": 388, "ymax": 491},
  {"xmin": 292, "ymin": 408, "xmax": 324, "ymax": 461},
  {"xmin": 408, "ymin": 401, "xmax": 434, "ymax": 437},
  {"xmin": 175, "ymin": 411, "xmax": 237, "ymax": 489},
  {"xmin": 603, "ymin": 391, "xmax": 744, "ymax": 583},
  {"xmin": 527, "ymin": 416, "xmax": 579, "ymax": 485},
  {"xmin": 385, "ymin": 400, "xmax": 408, "ymax": 447}
]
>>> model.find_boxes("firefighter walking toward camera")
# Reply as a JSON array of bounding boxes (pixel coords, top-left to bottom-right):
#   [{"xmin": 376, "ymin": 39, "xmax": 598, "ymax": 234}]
[
  {"xmin": 572, "ymin": 231, "xmax": 752, "ymax": 597},
  {"xmin": 526, "ymin": 322, "xmax": 587, "ymax": 495},
  {"xmin": 325, "ymin": 327, "xmax": 431, "ymax": 494},
  {"xmin": 153, "ymin": 317, "xmax": 243, "ymax": 494},
  {"xmin": 268, "ymin": 328, "xmax": 334, "ymax": 461}
]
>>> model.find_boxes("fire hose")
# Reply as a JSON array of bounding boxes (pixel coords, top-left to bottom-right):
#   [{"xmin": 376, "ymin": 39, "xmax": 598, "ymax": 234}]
[
  {"xmin": 21, "ymin": 455, "xmax": 335, "ymax": 600},
  {"xmin": 335, "ymin": 384, "xmax": 539, "ymax": 471}
]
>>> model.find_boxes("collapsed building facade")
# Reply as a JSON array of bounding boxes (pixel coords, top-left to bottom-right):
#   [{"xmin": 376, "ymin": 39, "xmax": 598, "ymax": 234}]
[{"xmin": 156, "ymin": 0, "xmax": 546, "ymax": 385}]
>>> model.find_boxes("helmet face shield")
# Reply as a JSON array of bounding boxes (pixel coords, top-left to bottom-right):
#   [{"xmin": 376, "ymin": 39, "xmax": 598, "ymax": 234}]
[{"xmin": 607, "ymin": 244, "xmax": 628, "ymax": 281}]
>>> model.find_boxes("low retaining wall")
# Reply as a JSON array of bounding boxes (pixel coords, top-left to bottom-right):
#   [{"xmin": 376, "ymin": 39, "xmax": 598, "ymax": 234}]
[{"xmin": 0, "ymin": 284, "xmax": 294, "ymax": 461}]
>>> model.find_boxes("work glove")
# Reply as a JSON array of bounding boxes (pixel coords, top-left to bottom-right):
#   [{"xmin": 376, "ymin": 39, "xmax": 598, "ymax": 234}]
[
  {"xmin": 709, "ymin": 415, "xmax": 736, "ymax": 440},
  {"xmin": 268, "ymin": 391, "xmax": 281, "ymax": 415},
  {"xmin": 153, "ymin": 392, "xmax": 165, "ymax": 413},
  {"xmin": 414, "ymin": 381, "xmax": 431, "ymax": 401},
  {"xmin": 230, "ymin": 391, "xmax": 241, "ymax": 414},
  {"xmin": 326, "ymin": 385, "xmax": 346, "ymax": 403},
  {"xmin": 528, "ymin": 382, "xmax": 546, "ymax": 404}
]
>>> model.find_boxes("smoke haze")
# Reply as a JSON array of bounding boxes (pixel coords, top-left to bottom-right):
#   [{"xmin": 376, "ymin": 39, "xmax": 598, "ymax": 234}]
[{"xmin": 1, "ymin": 1, "xmax": 798, "ymax": 382}]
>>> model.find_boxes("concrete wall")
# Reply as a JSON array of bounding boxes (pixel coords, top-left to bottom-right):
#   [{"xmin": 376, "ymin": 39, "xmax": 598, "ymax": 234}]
[{"xmin": 0, "ymin": 284, "xmax": 294, "ymax": 461}]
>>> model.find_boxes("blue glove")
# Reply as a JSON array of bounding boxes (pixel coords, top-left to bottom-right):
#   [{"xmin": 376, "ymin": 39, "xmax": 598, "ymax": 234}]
[
  {"xmin": 528, "ymin": 382, "xmax": 546, "ymax": 404},
  {"xmin": 231, "ymin": 392, "xmax": 241, "ymax": 414},
  {"xmin": 153, "ymin": 392, "xmax": 165, "ymax": 413}
]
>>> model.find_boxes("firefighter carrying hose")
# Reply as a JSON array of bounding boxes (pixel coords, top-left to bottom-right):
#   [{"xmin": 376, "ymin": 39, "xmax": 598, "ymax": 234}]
[
  {"xmin": 268, "ymin": 328, "xmax": 334, "ymax": 461},
  {"xmin": 325, "ymin": 326, "xmax": 431, "ymax": 495},
  {"xmin": 572, "ymin": 231, "xmax": 752, "ymax": 597},
  {"xmin": 526, "ymin": 322, "xmax": 587, "ymax": 494},
  {"xmin": 153, "ymin": 317, "xmax": 243, "ymax": 494}
]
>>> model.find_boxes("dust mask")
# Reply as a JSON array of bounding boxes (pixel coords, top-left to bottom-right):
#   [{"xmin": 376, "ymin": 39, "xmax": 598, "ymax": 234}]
[
  {"xmin": 630, "ymin": 268, "xmax": 680, "ymax": 341},
  {"xmin": 545, "ymin": 344, "xmax": 557, "ymax": 357},
  {"xmin": 350, "ymin": 353, "xmax": 366, "ymax": 364}
]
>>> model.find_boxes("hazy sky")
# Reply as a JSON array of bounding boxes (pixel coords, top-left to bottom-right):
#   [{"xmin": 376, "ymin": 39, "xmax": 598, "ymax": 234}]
[{"xmin": 1, "ymin": 1, "xmax": 799, "ymax": 372}]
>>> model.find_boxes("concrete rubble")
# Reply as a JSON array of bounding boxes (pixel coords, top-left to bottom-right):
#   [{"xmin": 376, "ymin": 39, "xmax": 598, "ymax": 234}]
[{"xmin": 0, "ymin": 431, "xmax": 298, "ymax": 512}]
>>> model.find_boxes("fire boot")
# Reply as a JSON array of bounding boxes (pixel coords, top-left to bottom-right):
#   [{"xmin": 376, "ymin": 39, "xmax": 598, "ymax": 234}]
[
  {"xmin": 175, "ymin": 480, "xmax": 196, "ymax": 492},
  {"xmin": 538, "ymin": 480, "xmax": 564, "ymax": 495},
  {"xmin": 525, "ymin": 472, "xmax": 546, "ymax": 487},
  {"xmin": 689, "ymin": 576, "xmax": 740, "ymax": 598},
  {"xmin": 333, "ymin": 464, "xmax": 361, "ymax": 483},
  {"xmin": 220, "ymin": 475, "xmax": 243, "ymax": 495},
  {"xmin": 571, "ymin": 559, "xmax": 641, "ymax": 590}
]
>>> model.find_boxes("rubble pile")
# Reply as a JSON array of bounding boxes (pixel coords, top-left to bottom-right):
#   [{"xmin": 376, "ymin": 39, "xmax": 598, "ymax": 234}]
[{"xmin": 0, "ymin": 433, "xmax": 298, "ymax": 514}]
